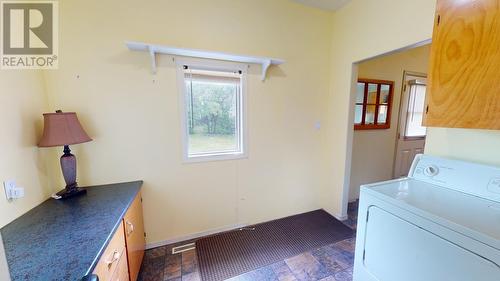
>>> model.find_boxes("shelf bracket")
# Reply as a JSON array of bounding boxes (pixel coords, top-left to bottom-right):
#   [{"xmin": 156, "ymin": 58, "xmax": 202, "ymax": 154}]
[
  {"xmin": 148, "ymin": 46, "xmax": 157, "ymax": 74},
  {"xmin": 261, "ymin": 59, "xmax": 272, "ymax": 81}
]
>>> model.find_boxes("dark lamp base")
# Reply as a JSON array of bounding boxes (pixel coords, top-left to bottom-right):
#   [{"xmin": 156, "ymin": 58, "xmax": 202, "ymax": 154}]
[
  {"xmin": 54, "ymin": 145, "xmax": 87, "ymax": 200},
  {"xmin": 55, "ymin": 186, "xmax": 87, "ymax": 199}
]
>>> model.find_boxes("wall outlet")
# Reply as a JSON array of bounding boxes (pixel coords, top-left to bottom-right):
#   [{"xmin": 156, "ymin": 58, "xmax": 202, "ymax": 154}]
[{"xmin": 3, "ymin": 180, "xmax": 24, "ymax": 200}]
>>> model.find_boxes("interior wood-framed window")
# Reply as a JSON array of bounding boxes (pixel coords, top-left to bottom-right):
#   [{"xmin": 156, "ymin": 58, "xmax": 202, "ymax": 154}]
[{"xmin": 354, "ymin": 79, "xmax": 394, "ymax": 130}]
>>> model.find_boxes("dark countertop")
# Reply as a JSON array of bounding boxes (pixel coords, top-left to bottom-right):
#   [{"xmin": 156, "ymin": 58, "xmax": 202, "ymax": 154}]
[{"xmin": 0, "ymin": 181, "xmax": 143, "ymax": 281}]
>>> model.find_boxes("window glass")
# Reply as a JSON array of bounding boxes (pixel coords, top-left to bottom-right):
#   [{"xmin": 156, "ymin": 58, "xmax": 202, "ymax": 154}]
[
  {"xmin": 365, "ymin": 105, "xmax": 376, "ymax": 124},
  {"xmin": 378, "ymin": 105, "xmax": 388, "ymax": 124},
  {"xmin": 367, "ymin": 84, "xmax": 378, "ymax": 104},
  {"xmin": 181, "ymin": 66, "xmax": 245, "ymax": 161},
  {"xmin": 404, "ymin": 83, "xmax": 427, "ymax": 137},
  {"xmin": 354, "ymin": 105, "xmax": 363, "ymax": 124},
  {"xmin": 356, "ymin": 83, "xmax": 365, "ymax": 103},
  {"xmin": 379, "ymin": 84, "xmax": 390, "ymax": 104}
]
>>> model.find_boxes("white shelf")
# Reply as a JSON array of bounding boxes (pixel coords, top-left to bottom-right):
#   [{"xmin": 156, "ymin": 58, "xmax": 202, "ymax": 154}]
[{"xmin": 126, "ymin": 41, "xmax": 285, "ymax": 81}]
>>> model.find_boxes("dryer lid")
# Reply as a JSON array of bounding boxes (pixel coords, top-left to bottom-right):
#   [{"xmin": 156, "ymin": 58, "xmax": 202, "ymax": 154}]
[{"xmin": 362, "ymin": 178, "xmax": 500, "ymax": 250}]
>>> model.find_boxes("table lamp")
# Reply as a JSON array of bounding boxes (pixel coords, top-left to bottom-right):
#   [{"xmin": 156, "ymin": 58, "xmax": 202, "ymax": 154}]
[{"xmin": 38, "ymin": 110, "xmax": 92, "ymax": 199}]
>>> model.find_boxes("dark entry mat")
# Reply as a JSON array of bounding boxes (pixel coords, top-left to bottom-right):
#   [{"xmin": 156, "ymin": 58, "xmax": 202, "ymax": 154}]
[{"xmin": 196, "ymin": 209, "xmax": 353, "ymax": 281}]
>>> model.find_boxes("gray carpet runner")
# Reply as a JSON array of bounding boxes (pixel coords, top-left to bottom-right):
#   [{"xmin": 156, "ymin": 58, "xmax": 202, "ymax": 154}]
[{"xmin": 196, "ymin": 209, "xmax": 353, "ymax": 281}]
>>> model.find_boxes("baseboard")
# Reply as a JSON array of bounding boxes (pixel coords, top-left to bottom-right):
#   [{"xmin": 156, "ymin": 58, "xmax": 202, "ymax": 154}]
[
  {"xmin": 146, "ymin": 223, "xmax": 248, "ymax": 250},
  {"xmin": 334, "ymin": 213, "xmax": 348, "ymax": 221},
  {"xmin": 321, "ymin": 208, "xmax": 348, "ymax": 221}
]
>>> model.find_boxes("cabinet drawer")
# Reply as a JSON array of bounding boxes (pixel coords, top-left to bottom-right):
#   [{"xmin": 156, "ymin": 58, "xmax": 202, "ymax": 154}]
[
  {"xmin": 93, "ymin": 221, "xmax": 126, "ymax": 281},
  {"xmin": 110, "ymin": 249, "xmax": 129, "ymax": 281}
]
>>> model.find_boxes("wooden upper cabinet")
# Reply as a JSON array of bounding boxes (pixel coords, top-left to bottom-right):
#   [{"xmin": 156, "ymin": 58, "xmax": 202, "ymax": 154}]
[
  {"xmin": 424, "ymin": 0, "xmax": 500, "ymax": 129},
  {"xmin": 124, "ymin": 191, "xmax": 145, "ymax": 281}
]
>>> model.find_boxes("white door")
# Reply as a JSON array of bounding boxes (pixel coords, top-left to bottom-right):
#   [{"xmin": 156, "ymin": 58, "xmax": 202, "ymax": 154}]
[{"xmin": 394, "ymin": 72, "xmax": 427, "ymax": 178}]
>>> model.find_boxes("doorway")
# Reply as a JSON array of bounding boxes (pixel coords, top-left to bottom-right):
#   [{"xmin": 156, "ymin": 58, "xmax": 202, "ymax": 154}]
[
  {"xmin": 393, "ymin": 71, "xmax": 427, "ymax": 178},
  {"xmin": 348, "ymin": 44, "xmax": 430, "ymax": 202}
]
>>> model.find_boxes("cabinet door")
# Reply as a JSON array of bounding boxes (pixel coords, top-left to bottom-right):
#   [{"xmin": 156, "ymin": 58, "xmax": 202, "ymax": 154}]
[
  {"xmin": 124, "ymin": 191, "xmax": 145, "ymax": 281},
  {"xmin": 424, "ymin": 0, "xmax": 500, "ymax": 129},
  {"xmin": 110, "ymin": 250, "xmax": 130, "ymax": 281},
  {"xmin": 93, "ymin": 221, "xmax": 126, "ymax": 281}
]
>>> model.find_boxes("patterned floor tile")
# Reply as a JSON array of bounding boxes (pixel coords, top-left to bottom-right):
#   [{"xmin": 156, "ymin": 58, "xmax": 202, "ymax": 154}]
[
  {"xmin": 333, "ymin": 267, "xmax": 353, "ymax": 281},
  {"xmin": 285, "ymin": 252, "xmax": 330, "ymax": 281},
  {"xmin": 227, "ymin": 265, "xmax": 279, "ymax": 281},
  {"xmin": 269, "ymin": 261, "xmax": 297, "ymax": 281},
  {"xmin": 333, "ymin": 238, "xmax": 356, "ymax": 253},
  {"xmin": 181, "ymin": 250, "xmax": 198, "ymax": 275},
  {"xmin": 145, "ymin": 246, "xmax": 167, "ymax": 259},
  {"xmin": 138, "ymin": 255, "xmax": 165, "ymax": 281},
  {"xmin": 181, "ymin": 271, "xmax": 201, "ymax": 281},
  {"xmin": 312, "ymin": 247, "xmax": 348, "ymax": 274},
  {"xmin": 164, "ymin": 253, "xmax": 182, "ymax": 280},
  {"xmin": 318, "ymin": 276, "xmax": 337, "ymax": 281}
]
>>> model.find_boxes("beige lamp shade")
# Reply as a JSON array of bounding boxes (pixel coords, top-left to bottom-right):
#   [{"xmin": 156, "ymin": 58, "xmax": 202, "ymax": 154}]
[{"xmin": 38, "ymin": 112, "xmax": 92, "ymax": 147}]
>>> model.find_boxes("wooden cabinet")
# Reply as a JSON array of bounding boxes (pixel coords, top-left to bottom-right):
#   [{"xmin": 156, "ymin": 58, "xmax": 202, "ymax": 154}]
[
  {"xmin": 123, "ymin": 191, "xmax": 145, "ymax": 281},
  {"xmin": 423, "ymin": 0, "xmax": 500, "ymax": 129},
  {"xmin": 93, "ymin": 191, "xmax": 145, "ymax": 281}
]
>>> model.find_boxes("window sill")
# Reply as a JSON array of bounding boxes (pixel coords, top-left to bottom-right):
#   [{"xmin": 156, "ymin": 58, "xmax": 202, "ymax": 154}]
[
  {"xmin": 354, "ymin": 124, "xmax": 390, "ymax": 130},
  {"xmin": 183, "ymin": 151, "xmax": 247, "ymax": 163},
  {"xmin": 403, "ymin": 136, "xmax": 426, "ymax": 141}
]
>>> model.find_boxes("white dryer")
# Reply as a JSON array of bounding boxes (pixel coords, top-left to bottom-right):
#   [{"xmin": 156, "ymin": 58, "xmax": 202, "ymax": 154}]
[{"xmin": 353, "ymin": 154, "xmax": 500, "ymax": 281}]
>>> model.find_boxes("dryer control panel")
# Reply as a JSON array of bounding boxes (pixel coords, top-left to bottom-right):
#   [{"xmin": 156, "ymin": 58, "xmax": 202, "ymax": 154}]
[{"xmin": 409, "ymin": 154, "xmax": 500, "ymax": 203}]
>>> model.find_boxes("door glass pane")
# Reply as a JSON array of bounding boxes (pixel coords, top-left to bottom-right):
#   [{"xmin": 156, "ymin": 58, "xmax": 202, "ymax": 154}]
[
  {"xmin": 405, "ymin": 84, "xmax": 427, "ymax": 137},
  {"xmin": 367, "ymin": 84, "xmax": 378, "ymax": 104},
  {"xmin": 365, "ymin": 105, "xmax": 376, "ymax": 124},
  {"xmin": 380, "ymin": 84, "xmax": 390, "ymax": 104},
  {"xmin": 378, "ymin": 105, "xmax": 388, "ymax": 124},
  {"xmin": 354, "ymin": 104, "xmax": 363, "ymax": 124},
  {"xmin": 356, "ymin": 83, "xmax": 365, "ymax": 103}
]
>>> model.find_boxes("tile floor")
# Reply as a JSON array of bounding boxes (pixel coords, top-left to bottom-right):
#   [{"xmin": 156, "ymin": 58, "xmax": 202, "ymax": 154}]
[{"xmin": 138, "ymin": 201, "xmax": 359, "ymax": 281}]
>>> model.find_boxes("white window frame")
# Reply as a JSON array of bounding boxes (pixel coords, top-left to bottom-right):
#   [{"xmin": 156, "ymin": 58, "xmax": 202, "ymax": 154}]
[{"xmin": 176, "ymin": 58, "xmax": 248, "ymax": 163}]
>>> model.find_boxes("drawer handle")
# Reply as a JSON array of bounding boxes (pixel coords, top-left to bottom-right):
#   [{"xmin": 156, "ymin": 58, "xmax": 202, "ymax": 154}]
[
  {"xmin": 105, "ymin": 250, "xmax": 121, "ymax": 267},
  {"xmin": 126, "ymin": 221, "xmax": 134, "ymax": 236}
]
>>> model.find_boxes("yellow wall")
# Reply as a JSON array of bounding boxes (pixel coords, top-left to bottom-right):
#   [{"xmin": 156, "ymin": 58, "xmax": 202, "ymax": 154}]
[
  {"xmin": 425, "ymin": 128, "xmax": 500, "ymax": 166},
  {"xmin": 2, "ymin": 0, "xmax": 499, "ymax": 248},
  {"xmin": 0, "ymin": 70, "xmax": 53, "ymax": 228},
  {"xmin": 321, "ymin": 0, "xmax": 437, "ymax": 218},
  {"xmin": 43, "ymin": 0, "xmax": 333, "ymax": 244},
  {"xmin": 350, "ymin": 45, "xmax": 430, "ymax": 201}
]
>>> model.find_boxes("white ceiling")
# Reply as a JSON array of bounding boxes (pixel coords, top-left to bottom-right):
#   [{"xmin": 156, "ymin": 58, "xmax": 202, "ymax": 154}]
[{"xmin": 291, "ymin": 0, "xmax": 351, "ymax": 11}]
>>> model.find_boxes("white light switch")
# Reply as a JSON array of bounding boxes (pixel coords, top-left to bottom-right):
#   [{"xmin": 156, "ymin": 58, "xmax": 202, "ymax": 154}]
[{"xmin": 3, "ymin": 180, "xmax": 24, "ymax": 200}]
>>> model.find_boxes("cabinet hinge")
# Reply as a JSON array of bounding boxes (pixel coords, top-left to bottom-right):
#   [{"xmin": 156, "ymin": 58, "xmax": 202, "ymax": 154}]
[
  {"xmin": 144, "ymin": 232, "xmax": 147, "ymax": 237},
  {"xmin": 403, "ymin": 84, "xmax": 406, "ymax": 92},
  {"xmin": 437, "ymin": 14, "xmax": 441, "ymax": 26},
  {"xmin": 426, "ymin": 105, "xmax": 429, "ymax": 114}
]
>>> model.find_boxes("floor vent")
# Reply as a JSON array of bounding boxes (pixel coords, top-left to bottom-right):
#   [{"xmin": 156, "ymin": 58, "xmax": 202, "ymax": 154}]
[{"xmin": 172, "ymin": 243, "xmax": 195, "ymax": 254}]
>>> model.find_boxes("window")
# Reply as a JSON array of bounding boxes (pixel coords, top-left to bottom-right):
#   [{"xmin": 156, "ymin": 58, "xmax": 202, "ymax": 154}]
[
  {"xmin": 354, "ymin": 79, "xmax": 394, "ymax": 130},
  {"xmin": 178, "ymin": 61, "xmax": 247, "ymax": 162},
  {"xmin": 403, "ymin": 79, "xmax": 427, "ymax": 138}
]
